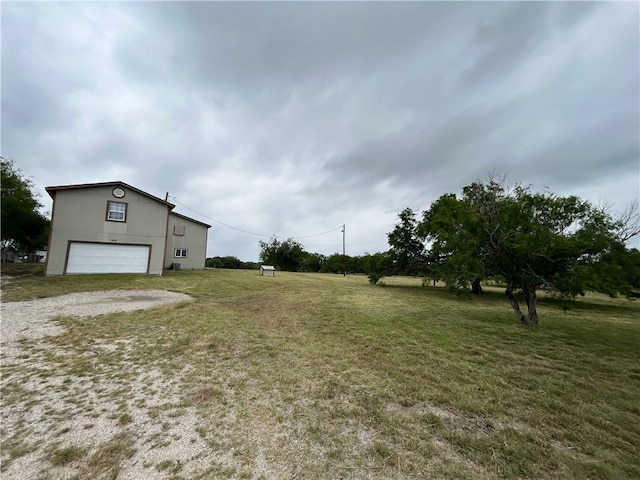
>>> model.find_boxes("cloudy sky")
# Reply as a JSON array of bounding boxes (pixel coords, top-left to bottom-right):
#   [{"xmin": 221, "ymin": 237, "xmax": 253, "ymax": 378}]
[{"xmin": 2, "ymin": 1, "xmax": 639, "ymax": 260}]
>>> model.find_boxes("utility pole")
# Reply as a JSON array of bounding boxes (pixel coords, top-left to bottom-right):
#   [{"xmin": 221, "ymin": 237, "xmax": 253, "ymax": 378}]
[{"xmin": 342, "ymin": 224, "xmax": 346, "ymax": 276}]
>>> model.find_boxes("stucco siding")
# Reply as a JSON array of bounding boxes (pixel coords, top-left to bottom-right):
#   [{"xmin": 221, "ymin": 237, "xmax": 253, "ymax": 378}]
[
  {"xmin": 46, "ymin": 186, "xmax": 169, "ymax": 275},
  {"xmin": 165, "ymin": 213, "xmax": 208, "ymax": 270}
]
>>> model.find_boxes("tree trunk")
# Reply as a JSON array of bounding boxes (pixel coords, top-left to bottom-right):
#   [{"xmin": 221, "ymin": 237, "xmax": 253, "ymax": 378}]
[
  {"xmin": 506, "ymin": 285, "xmax": 539, "ymax": 326},
  {"xmin": 523, "ymin": 287, "xmax": 539, "ymax": 326},
  {"xmin": 471, "ymin": 278, "xmax": 483, "ymax": 294},
  {"xmin": 505, "ymin": 286, "xmax": 527, "ymax": 325}
]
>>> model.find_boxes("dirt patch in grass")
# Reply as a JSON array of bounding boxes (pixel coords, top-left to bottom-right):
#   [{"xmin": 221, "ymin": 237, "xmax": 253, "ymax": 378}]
[{"xmin": 1, "ymin": 289, "xmax": 202, "ymax": 480}]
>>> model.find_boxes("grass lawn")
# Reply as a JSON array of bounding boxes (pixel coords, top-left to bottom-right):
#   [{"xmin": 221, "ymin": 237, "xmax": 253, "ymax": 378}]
[{"xmin": 1, "ymin": 266, "xmax": 639, "ymax": 479}]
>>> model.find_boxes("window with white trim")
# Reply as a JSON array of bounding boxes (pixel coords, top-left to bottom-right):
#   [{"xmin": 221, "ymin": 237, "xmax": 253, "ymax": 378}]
[
  {"xmin": 107, "ymin": 201, "xmax": 127, "ymax": 222},
  {"xmin": 174, "ymin": 248, "xmax": 188, "ymax": 258}
]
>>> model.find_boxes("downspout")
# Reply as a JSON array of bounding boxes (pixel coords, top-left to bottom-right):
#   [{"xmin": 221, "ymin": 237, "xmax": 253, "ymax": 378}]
[
  {"xmin": 43, "ymin": 192, "xmax": 57, "ymax": 275},
  {"xmin": 161, "ymin": 205, "xmax": 171, "ymax": 276}
]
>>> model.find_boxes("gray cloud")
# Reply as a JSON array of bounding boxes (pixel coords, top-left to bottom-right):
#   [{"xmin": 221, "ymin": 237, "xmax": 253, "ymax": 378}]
[{"xmin": 2, "ymin": 1, "xmax": 638, "ymax": 259}]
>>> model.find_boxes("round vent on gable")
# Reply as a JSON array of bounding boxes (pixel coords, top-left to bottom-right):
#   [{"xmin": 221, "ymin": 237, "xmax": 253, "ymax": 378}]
[{"xmin": 112, "ymin": 187, "xmax": 125, "ymax": 198}]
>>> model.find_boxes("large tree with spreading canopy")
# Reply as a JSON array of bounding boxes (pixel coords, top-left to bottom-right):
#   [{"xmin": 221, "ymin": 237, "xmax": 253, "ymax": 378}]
[
  {"xmin": 389, "ymin": 176, "xmax": 639, "ymax": 325},
  {"xmin": 258, "ymin": 237, "xmax": 306, "ymax": 272}
]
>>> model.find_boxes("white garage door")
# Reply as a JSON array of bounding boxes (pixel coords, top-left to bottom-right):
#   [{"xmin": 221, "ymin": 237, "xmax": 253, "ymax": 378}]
[{"xmin": 67, "ymin": 242, "xmax": 150, "ymax": 274}]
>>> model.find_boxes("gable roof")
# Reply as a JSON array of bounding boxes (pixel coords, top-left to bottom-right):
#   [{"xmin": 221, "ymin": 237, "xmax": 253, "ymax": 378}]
[
  {"xmin": 170, "ymin": 211, "xmax": 212, "ymax": 229},
  {"xmin": 45, "ymin": 181, "xmax": 175, "ymax": 208},
  {"xmin": 46, "ymin": 181, "xmax": 211, "ymax": 229}
]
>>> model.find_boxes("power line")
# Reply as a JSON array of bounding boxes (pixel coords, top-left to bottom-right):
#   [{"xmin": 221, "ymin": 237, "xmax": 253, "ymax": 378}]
[
  {"xmin": 170, "ymin": 197, "xmax": 271, "ymax": 237},
  {"xmin": 170, "ymin": 196, "xmax": 343, "ymax": 240},
  {"xmin": 291, "ymin": 226, "xmax": 343, "ymax": 239}
]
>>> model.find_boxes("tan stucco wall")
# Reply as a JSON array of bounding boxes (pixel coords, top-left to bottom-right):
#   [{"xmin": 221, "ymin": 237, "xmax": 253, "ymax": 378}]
[
  {"xmin": 165, "ymin": 214, "xmax": 208, "ymax": 270},
  {"xmin": 46, "ymin": 186, "xmax": 170, "ymax": 275}
]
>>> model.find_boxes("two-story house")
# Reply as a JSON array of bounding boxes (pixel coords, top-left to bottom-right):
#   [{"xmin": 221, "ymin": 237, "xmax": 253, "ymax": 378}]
[{"xmin": 44, "ymin": 181, "xmax": 211, "ymax": 275}]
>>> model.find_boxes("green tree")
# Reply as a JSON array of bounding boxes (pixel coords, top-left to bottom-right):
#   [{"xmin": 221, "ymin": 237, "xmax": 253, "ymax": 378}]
[
  {"xmin": 362, "ymin": 252, "xmax": 391, "ymax": 285},
  {"xmin": 387, "ymin": 208, "xmax": 427, "ymax": 275},
  {"xmin": 320, "ymin": 253, "xmax": 341, "ymax": 273},
  {"xmin": 419, "ymin": 193, "xmax": 485, "ymax": 293},
  {"xmin": 258, "ymin": 237, "xmax": 306, "ymax": 271},
  {"xmin": 258, "ymin": 238, "xmax": 279, "ymax": 267},
  {"xmin": 413, "ymin": 177, "xmax": 639, "ymax": 325},
  {"xmin": 322, "ymin": 254, "xmax": 371, "ymax": 275},
  {"xmin": 301, "ymin": 252, "xmax": 325, "ymax": 272},
  {"xmin": 206, "ymin": 257, "xmax": 260, "ymax": 269},
  {"xmin": 347, "ymin": 255, "xmax": 365, "ymax": 274},
  {"xmin": 205, "ymin": 257, "xmax": 223, "ymax": 268},
  {"xmin": 1, "ymin": 157, "xmax": 49, "ymax": 259}
]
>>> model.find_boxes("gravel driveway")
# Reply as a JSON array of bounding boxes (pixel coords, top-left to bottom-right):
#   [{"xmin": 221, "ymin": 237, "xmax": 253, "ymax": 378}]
[
  {"xmin": 1, "ymin": 289, "xmax": 202, "ymax": 480},
  {"xmin": 1, "ymin": 290, "xmax": 192, "ymax": 361}
]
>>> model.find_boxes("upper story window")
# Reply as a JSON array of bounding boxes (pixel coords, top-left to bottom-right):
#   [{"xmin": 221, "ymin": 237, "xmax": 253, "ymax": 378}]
[{"xmin": 106, "ymin": 201, "xmax": 127, "ymax": 222}]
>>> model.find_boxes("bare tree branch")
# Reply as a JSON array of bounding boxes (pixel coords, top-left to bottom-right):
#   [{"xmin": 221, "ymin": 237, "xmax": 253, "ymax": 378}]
[{"xmin": 617, "ymin": 199, "xmax": 640, "ymax": 243}]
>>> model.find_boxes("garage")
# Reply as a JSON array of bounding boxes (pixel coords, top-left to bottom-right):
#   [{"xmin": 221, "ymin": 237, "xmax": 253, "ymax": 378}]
[{"xmin": 66, "ymin": 242, "xmax": 150, "ymax": 274}]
